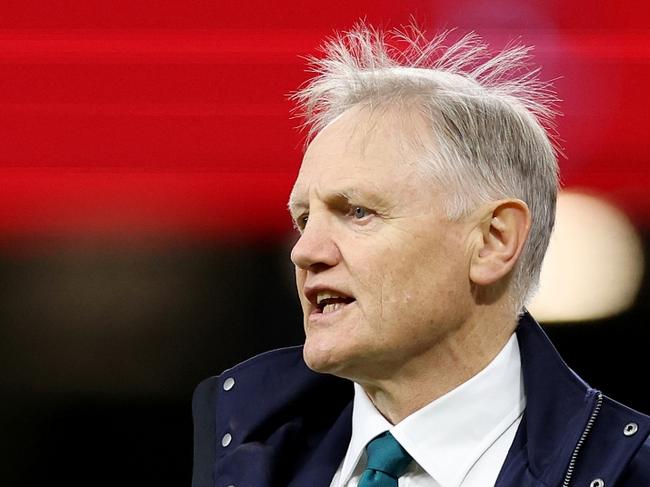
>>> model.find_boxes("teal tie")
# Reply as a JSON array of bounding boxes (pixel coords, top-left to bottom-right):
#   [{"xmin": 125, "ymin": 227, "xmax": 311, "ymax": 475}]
[{"xmin": 358, "ymin": 431, "xmax": 413, "ymax": 487}]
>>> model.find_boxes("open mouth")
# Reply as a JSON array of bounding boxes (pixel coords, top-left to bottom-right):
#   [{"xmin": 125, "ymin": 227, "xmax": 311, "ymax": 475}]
[
  {"xmin": 317, "ymin": 296, "xmax": 356, "ymax": 314},
  {"xmin": 311, "ymin": 291, "xmax": 356, "ymax": 315}
]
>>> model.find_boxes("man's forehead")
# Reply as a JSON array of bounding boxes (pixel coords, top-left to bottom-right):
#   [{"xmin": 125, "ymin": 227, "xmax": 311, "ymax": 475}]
[
  {"xmin": 287, "ymin": 104, "xmax": 436, "ymax": 214},
  {"xmin": 303, "ymin": 103, "xmax": 427, "ymax": 158},
  {"xmin": 288, "ymin": 181, "xmax": 352, "ymax": 212},
  {"xmin": 288, "ymin": 149, "xmax": 372, "ymax": 213}
]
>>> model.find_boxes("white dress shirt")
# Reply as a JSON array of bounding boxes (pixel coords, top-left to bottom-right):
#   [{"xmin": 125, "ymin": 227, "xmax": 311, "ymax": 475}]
[{"xmin": 329, "ymin": 334, "xmax": 526, "ymax": 487}]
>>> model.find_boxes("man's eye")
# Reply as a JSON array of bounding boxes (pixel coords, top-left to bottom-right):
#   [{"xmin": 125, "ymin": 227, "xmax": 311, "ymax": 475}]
[
  {"xmin": 351, "ymin": 206, "xmax": 369, "ymax": 219},
  {"xmin": 295, "ymin": 214, "xmax": 308, "ymax": 230}
]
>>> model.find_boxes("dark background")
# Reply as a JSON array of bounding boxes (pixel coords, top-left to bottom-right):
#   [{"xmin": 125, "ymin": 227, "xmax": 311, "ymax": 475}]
[{"xmin": 0, "ymin": 1, "xmax": 648, "ymax": 485}]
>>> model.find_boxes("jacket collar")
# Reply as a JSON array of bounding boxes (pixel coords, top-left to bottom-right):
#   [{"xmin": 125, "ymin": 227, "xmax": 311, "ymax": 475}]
[
  {"xmin": 511, "ymin": 311, "xmax": 598, "ymax": 483},
  {"xmin": 513, "ymin": 312, "xmax": 650, "ymax": 486}
]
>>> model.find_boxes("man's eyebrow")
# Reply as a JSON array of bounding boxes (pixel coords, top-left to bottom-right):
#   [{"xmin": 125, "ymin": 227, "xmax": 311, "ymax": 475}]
[
  {"xmin": 331, "ymin": 187, "xmax": 387, "ymax": 207},
  {"xmin": 287, "ymin": 186, "xmax": 389, "ymax": 216},
  {"xmin": 332, "ymin": 188, "xmax": 364, "ymax": 202}
]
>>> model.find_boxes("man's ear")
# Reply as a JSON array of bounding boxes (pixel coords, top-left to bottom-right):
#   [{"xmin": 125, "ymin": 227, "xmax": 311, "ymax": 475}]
[{"xmin": 469, "ymin": 199, "xmax": 531, "ymax": 286}]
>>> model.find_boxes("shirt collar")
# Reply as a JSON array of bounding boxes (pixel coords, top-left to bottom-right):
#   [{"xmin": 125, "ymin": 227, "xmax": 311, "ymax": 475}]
[
  {"xmin": 336, "ymin": 381, "xmax": 393, "ymax": 486},
  {"xmin": 336, "ymin": 333, "xmax": 526, "ymax": 487}
]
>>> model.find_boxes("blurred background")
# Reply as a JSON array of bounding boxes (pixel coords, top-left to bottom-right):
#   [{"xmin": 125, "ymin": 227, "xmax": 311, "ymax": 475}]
[{"xmin": 0, "ymin": 1, "xmax": 648, "ymax": 485}]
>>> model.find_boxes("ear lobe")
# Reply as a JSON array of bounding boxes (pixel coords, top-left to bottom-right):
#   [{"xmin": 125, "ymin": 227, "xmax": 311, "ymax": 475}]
[{"xmin": 469, "ymin": 200, "xmax": 531, "ymax": 286}]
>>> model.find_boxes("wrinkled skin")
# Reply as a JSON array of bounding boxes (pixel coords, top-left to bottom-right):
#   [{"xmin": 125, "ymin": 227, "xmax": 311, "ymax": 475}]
[{"xmin": 289, "ymin": 106, "xmax": 478, "ymax": 386}]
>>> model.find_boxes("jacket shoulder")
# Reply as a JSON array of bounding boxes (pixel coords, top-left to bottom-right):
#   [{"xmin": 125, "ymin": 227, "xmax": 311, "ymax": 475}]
[
  {"xmin": 220, "ymin": 345, "xmax": 306, "ymax": 375},
  {"xmin": 191, "ymin": 346, "xmax": 353, "ymax": 487},
  {"xmin": 191, "ymin": 346, "xmax": 308, "ymax": 415},
  {"xmin": 191, "ymin": 346, "xmax": 305, "ymax": 487},
  {"xmin": 191, "ymin": 346, "xmax": 307, "ymax": 437}
]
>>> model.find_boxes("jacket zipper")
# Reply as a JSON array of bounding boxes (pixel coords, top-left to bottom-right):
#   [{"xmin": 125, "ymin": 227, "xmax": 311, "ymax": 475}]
[{"xmin": 561, "ymin": 391, "xmax": 603, "ymax": 487}]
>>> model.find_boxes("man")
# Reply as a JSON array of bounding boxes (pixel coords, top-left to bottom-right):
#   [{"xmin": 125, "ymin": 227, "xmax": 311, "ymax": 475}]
[{"xmin": 192, "ymin": 25, "xmax": 650, "ymax": 486}]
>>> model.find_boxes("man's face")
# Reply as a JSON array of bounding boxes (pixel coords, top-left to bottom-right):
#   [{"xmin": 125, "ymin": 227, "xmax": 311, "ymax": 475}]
[{"xmin": 289, "ymin": 106, "xmax": 475, "ymax": 381}]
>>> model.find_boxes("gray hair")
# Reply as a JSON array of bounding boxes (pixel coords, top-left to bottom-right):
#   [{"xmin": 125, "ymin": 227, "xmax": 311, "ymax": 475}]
[{"xmin": 291, "ymin": 23, "xmax": 560, "ymax": 312}]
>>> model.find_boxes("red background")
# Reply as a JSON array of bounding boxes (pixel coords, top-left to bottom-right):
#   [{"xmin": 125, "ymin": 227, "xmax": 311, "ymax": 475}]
[{"xmin": 1, "ymin": 0, "xmax": 649, "ymax": 244}]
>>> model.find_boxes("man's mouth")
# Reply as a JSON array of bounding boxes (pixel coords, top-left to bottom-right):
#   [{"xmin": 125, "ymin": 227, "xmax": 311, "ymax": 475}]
[{"xmin": 314, "ymin": 291, "xmax": 355, "ymax": 314}]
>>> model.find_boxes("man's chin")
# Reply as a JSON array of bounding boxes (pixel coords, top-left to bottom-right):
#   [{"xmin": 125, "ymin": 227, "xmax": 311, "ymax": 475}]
[
  {"xmin": 302, "ymin": 344, "xmax": 335, "ymax": 374},
  {"xmin": 302, "ymin": 339, "xmax": 351, "ymax": 376}
]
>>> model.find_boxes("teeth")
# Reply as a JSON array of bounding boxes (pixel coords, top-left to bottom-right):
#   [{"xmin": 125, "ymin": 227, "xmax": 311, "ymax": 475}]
[
  {"xmin": 316, "ymin": 291, "xmax": 343, "ymax": 305},
  {"xmin": 322, "ymin": 302, "xmax": 345, "ymax": 314}
]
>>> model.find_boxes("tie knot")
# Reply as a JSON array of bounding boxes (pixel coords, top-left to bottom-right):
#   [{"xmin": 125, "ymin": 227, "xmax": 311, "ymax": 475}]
[{"xmin": 365, "ymin": 432, "xmax": 413, "ymax": 478}]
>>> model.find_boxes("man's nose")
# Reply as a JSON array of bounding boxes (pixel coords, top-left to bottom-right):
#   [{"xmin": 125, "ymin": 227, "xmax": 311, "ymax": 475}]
[{"xmin": 290, "ymin": 217, "xmax": 341, "ymax": 270}]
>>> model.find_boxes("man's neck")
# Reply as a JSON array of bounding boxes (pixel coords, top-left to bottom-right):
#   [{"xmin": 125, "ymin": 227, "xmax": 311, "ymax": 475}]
[{"xmin": 355, "ymin": 314, "xmax": 517, "ymax": 424}]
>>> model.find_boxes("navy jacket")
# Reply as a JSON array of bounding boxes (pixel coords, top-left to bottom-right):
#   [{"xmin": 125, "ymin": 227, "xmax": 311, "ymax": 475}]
[{"xmin": 192, "ymin": 313, "xmax": 650, "ymax": 486}]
